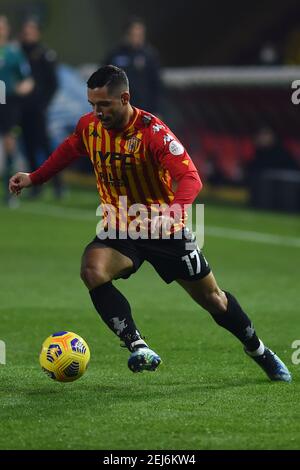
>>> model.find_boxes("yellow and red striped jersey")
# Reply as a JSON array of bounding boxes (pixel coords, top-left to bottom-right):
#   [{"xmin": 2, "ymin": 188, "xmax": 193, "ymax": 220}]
[
  {"xmin": 30, "ymin": 107, "xmax": 202, "ymax": 229},
  {"xmin": 79, "ymin": 107, "xmax": 200, "ymax": 206}
]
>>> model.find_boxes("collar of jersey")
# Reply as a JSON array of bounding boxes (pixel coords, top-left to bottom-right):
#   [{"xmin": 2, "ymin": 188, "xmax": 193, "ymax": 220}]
[{"xmin": 105, "ymin": 106, "xmax": 140, "ymax": 137}]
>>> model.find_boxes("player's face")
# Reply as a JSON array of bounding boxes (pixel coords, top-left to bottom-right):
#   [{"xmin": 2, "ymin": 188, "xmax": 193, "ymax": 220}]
[{"xmin": 87, "ymin": 86, "xmax": 129, "ymax": 130}]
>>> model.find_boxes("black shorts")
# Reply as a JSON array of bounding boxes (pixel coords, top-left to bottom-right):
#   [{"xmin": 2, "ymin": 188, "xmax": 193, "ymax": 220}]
[{"xmin": 86, "ymin": 230, "xmax": 211, "ymax": 284}]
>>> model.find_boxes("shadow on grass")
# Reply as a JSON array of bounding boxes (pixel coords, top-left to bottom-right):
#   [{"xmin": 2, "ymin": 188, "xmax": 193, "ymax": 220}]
[{"xmin": 0, "ymin": 375, "xmax": 269, "ymax": 400}]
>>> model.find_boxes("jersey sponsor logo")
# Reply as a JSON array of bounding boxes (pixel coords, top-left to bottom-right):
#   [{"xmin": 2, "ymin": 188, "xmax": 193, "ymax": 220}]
[
  {"xmin": 169, "ymin": 140, "xmax": 184, "ymax": 156},
  {"xmin": 96, "ymin": 151, "xmax": 134, "ymax": 165},
  {"xmin": 98, "ymin": 172, "xmax": 126, "ymax": 187}
]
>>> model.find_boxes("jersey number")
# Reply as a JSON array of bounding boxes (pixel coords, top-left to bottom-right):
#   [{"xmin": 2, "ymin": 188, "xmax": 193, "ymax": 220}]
[{"xmin": 181, "ymin": 249, "xmax": 201, "ymax": 276}]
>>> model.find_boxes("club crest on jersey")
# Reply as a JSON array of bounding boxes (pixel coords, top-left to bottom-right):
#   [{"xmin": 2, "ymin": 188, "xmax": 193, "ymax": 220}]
[{"xmin": 125, "ymin": 135, "xmax": 141, "ymax": 153}]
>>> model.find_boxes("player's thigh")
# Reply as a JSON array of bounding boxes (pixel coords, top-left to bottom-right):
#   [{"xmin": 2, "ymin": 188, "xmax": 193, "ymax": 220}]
[
  {"xmin": 177, "ymin": 272, "xmax": 227, "ymax": 312},
  {"xmin": 81, "ymin": 244, "xmax": 134, "ymax": 285}
]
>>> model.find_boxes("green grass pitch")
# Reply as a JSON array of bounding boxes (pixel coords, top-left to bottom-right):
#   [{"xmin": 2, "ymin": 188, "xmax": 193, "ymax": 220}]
[{"xmin": 0, "ymin": 188, "xmax": 299, "ymax": 450}]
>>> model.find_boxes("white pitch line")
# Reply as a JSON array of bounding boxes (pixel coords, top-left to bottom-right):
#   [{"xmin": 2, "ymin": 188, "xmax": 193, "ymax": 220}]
[
  {"xmin": 205, "ymin": 225, "xmax": 300, "ymax": 248},
  {"xmin": 16, "ymin": 203, "xmax": 300, "ymax": 248},
  {"xmin": 20, "ymin": 203, "xmax": 94, "ymax": 221}
]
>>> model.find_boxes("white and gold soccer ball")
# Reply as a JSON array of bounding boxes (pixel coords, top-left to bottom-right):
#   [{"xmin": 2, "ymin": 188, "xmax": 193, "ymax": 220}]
[{"xmin": 39, "ymin": 331, "xmax": 90, "ymax": 382}]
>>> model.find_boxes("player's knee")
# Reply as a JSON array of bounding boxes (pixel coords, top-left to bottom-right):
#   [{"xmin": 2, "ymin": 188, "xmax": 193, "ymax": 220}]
[
  {"xmin": 201, "ymin": 290, "xmax": 227, "ymax": 315},
  {"xmin": 80, "ymin": 264, "xmax": 111, "ymax": 290}
]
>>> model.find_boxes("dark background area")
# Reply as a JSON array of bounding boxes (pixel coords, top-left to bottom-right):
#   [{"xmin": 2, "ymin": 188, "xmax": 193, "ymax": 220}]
[
  {"xmin": 1, "ymin": 0, "xmax": 300, "ymax": 66},
  {"xmin": 1, "ymin": 0, "xmax": 300, "ymax": 212}
]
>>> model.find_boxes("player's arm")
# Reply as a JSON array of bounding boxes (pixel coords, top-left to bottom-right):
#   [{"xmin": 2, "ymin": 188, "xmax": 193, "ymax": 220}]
[
  {"xmin": 150, "ymin": 128, "xmax": 202, "ymax": 223},
  {"xmin": 147, "ymin": 127, "xmax": 202, "ymax": 234},
  {"xmin": 9, "ymin": 119, "xmax": 88, "ymax": 195}
]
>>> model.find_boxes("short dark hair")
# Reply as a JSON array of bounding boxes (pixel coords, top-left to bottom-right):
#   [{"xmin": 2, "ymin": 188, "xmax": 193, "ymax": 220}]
[{"xmin": 87, "ymin": 65, "xmax": 129, "ymax": 94}]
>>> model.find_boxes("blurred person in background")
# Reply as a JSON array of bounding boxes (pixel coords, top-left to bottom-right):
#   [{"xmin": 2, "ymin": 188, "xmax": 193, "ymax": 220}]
[
  {"xmin": 105, "ymin": 17, "xmax": 162, "ymax": 115},
  {"xmin": 248, "ymin": 126, "xmax": 299, "ymax": 173},
  {"xmin": 0, "ymin": 14, "xmax": 33, "ymax": 207},
  {"xmin": 246, "ymin": 126, "xmax": 300, "ymax": 208},
  {"xmin": 20, "ymin": 18, "xmax": 63, "ymax": 199}
]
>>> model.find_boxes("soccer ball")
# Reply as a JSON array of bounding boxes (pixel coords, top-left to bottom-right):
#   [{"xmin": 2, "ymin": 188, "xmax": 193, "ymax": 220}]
[{"xmin": 39, "ymin": 331, "xmax": 90, "ymax": 382}]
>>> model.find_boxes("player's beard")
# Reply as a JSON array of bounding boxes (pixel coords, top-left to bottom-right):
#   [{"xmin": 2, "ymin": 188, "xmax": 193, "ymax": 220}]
[{"xmin": 103, "ymin": 113, "xmax": 127, "ymax": 131}]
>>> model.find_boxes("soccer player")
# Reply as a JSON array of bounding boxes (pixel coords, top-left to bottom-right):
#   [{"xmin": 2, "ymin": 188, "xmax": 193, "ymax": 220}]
[{"xmin": 9, "ymin": 65, "xmax": 291, "ymax": 382}]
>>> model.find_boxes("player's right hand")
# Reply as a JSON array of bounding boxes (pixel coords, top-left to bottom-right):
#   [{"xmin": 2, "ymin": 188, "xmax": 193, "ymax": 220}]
[{"xmin": 9, "ymin": 172, "xmax": 32, "ymax": 196}]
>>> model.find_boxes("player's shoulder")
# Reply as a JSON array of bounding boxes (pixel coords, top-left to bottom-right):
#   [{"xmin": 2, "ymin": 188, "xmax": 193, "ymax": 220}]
[
  {"xmin": 135, "ymin": 109, "xmax": 184, "ymax": 153},
  {"xmin": 135, "ymin": 108, "xmax": 170, "ymax": 135}
]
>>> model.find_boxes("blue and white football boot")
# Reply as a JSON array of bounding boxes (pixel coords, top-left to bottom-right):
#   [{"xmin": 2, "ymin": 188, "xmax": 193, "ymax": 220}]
[
  {"xmin": 127, "ymin": 339, "xmax": 162, "ymax": 373},
  {"xmin": 245, "ymin": 346, "xmax": 292, "ymax": 382}
]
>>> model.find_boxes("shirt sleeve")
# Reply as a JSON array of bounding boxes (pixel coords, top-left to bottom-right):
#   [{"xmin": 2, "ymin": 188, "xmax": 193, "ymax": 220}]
[
  {"xmin": 148, "ymin": 126, "xmax": 202, "ymax": 210},
  {"xmin": 29, "ymin": 118, "xmax": 88, "ymax": 185}
]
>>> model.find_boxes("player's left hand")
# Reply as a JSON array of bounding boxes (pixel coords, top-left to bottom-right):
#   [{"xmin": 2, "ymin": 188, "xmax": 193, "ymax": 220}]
[
  {"xmin": 148, "ymin": 215, "xmax": 175, "ymax": 237},
  {"xmin": 9, "ymin": 172, "xmax": 32, "ymax": 196}
]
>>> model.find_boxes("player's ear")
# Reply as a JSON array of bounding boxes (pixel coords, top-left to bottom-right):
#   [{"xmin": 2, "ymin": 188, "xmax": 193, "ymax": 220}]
[{"xmin": 121, "ymin": 92, "xmax": 130, "ymax": 105}]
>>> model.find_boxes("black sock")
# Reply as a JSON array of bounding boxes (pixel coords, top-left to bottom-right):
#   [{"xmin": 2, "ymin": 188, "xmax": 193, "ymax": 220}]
[
  {"xmin": 89, "ymin": 282, "xmax": 144, "ymax": 350},
  {"xmin": 211, "ymin": 291, "xmax": 261, "ymax": 352}
]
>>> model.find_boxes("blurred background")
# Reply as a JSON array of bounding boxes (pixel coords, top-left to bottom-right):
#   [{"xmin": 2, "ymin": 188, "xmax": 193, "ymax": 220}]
[{"xmin": 1, "ymin": 0, "xmax": 300, "ymax": 212}]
